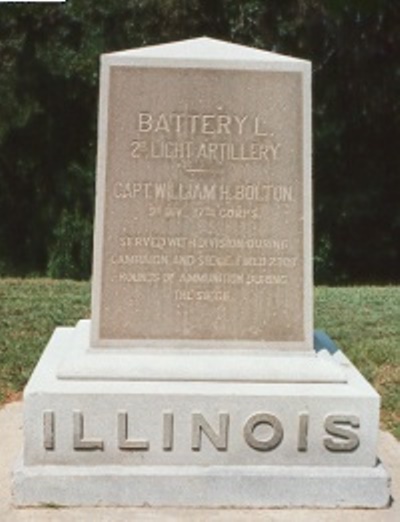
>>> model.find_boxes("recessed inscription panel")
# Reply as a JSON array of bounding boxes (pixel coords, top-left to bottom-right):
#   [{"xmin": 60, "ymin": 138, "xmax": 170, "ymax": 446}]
[{"xmin": 98, "ymin": 67, "xmax": 305, "ymax": 343}]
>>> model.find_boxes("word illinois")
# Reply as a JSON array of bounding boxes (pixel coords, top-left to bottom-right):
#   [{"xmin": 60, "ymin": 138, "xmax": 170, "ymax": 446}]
[{"xmin": 43, "ymin": 410, "xmax": 360, "ymax": 453}]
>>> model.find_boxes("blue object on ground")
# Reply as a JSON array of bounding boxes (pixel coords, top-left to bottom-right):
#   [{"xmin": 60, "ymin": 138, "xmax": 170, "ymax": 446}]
[{"xmin": 313, "ymin": 330, "xmax": 339, "ymax": 354}]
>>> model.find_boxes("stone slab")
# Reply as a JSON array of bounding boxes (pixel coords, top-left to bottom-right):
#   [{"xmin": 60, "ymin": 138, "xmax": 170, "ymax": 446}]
[
  {"xmin": 11, "ymin": 324, "xmax": 391, "ymax": 507},
  {"xmin": 91, "ymin": 38, "xmax": 313, "ymax": 350},
  {"xmin": 57, "ymin": 321, "xmax": 346, "ymax": 383},
  {"xmin": 20, "ymin": 324, "xmax": 379, "ymax": 468},
  {"xmin": 13, "ymin": 457, "xmax": 390, "ymax": 508},
  {"xmin": 2, "ymin": 402, "xmax": 397, "ymax": 518}
]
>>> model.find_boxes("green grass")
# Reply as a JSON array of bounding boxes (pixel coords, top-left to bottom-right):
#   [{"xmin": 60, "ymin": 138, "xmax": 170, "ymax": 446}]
[
  {"xmin": 0, "ymin": 279, "xmax": 399, "ymax": 439},
  {"xmin": 0, "ymin": 278, "xmax": 90, "ymax": 401},
  {"xmin": 315, "ymin": 286, "xmax": 400, "ymax": 439}
]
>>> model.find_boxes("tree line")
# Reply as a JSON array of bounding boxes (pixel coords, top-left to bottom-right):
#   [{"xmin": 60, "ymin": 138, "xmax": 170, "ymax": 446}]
[{"xmin": 0, "ymin": 0, "xmax": 398, "ymax": 283}]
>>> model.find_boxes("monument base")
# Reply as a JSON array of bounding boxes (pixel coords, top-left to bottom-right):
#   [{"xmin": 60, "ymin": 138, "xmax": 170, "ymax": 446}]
[
  {"xmin": 12, "ymin": 323, "xmax": 391, "ymax": 508},
  {"xmin": 14, "ymin": 457, "xmax": 389, "ymax": 508}
]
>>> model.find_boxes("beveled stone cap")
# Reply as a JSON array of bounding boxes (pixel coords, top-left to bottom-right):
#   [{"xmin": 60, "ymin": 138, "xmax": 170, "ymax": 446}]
[{"xmin": 101, "ymin": 36, "xmax": 310, "ymax": 71}]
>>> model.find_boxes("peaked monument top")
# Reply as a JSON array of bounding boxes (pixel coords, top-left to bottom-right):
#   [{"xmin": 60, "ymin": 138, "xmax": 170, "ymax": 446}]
[{"xmin": 103, "ymin": 37, "xmax": 309, "ymax": 70}]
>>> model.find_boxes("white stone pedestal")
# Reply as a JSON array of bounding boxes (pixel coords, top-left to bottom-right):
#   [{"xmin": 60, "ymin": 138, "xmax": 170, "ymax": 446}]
[{"xmin": 13, "ymin": 322, "xmax": 391, "ymax": 508}]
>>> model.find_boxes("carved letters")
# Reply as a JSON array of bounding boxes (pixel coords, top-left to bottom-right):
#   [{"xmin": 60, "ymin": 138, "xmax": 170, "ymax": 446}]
[
  {"xmin": 43, "ymin": 410, "xmax": 360, "ymax": 454},
  {"xmin": 96, "ymin": 67, "xmax": 305, "ymax": 342}
]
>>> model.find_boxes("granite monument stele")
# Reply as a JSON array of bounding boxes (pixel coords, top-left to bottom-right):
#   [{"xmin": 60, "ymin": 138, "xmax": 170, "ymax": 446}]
[{"xmin": 13, "ymin": 37, "xmax": 390, "ymax": 508}]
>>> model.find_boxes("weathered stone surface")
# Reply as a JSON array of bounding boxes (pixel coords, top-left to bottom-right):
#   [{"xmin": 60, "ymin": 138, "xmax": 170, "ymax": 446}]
[
  {"xmin": 13, "ymin": 323, "xmax": 390, "ymax": 507},
  {"xmin": 21, "ymin": 325, "xmax": 379, "ymax": 468},
  {"xmin": 13, "ymin": 458, "xmax": 391, "ymax": 508},
  {"xmin": 57, "ymin": 321, "xmax": 346, "ymax": 383},
  {"xmin": 91, "ymin": 37, "xmax": 312, "ymax": 349}
]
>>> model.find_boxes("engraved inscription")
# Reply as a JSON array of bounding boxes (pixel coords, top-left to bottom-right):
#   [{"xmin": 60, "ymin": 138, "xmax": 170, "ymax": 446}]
[
  {"xmin": 297, "ymin": 412, "xmax": 309, "ymax": 452},
  {"xmin": 73, "ymin": 410, "xmax": 104, "ymax": 451},
  {"xmin": 130, "ymin": 140, "xmax": 279, "ymax": 165},
  {"xmin": 42, "ymin": 410, "xmax": 362, "ymax": 456},
  {"xmin": 117, "ymin": 410, "xmax": 149, "ymax": 451},
  {"xmin": 323, "ymin": 414, "xmax": 360, "ymax": 452},
  {"xmin": 113, "ymin": 182, "xmax": 292, "ymax": 202},
  {"xmin": 98, "ymin": 67, "xmax": 304, "ymax": 342},
  {"xmin": 137, "ymin": 111, "xmax": 271, "ymax": 135},
  {"xmin": 132, "ymin": 111, "xmax": 280, "ymax": 172},
  {"xmin": 43, "ymin": 410, "xmax": 55, "ymax": 451},
  {"xmin": 163, "ymin": 411, "xmax": 174, "ymax": 451},
  {"xmin": 191, "ymin": 412, "xmax": 229, "ymax": 451},
  {"xmin": 243, "ymin": 413, "xmax": 284, "ymax": 451}
]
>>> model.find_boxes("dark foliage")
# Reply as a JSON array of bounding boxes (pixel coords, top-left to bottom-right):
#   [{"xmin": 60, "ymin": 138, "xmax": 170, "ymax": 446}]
[{"xmin": 0, "ymin": 0, "xmax": 398, "ymax": 282}]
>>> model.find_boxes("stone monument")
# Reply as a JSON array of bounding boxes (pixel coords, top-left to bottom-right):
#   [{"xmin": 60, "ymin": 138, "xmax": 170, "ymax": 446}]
[{"xmin": 13, "ymin": 37, "xmax": 390, "ymax": 508}]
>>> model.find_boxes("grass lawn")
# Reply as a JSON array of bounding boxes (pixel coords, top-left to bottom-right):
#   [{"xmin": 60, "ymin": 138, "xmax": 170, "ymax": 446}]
[{"xmin": 0, "ymin": 279, "xmax": 399, "ymax": 439}]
